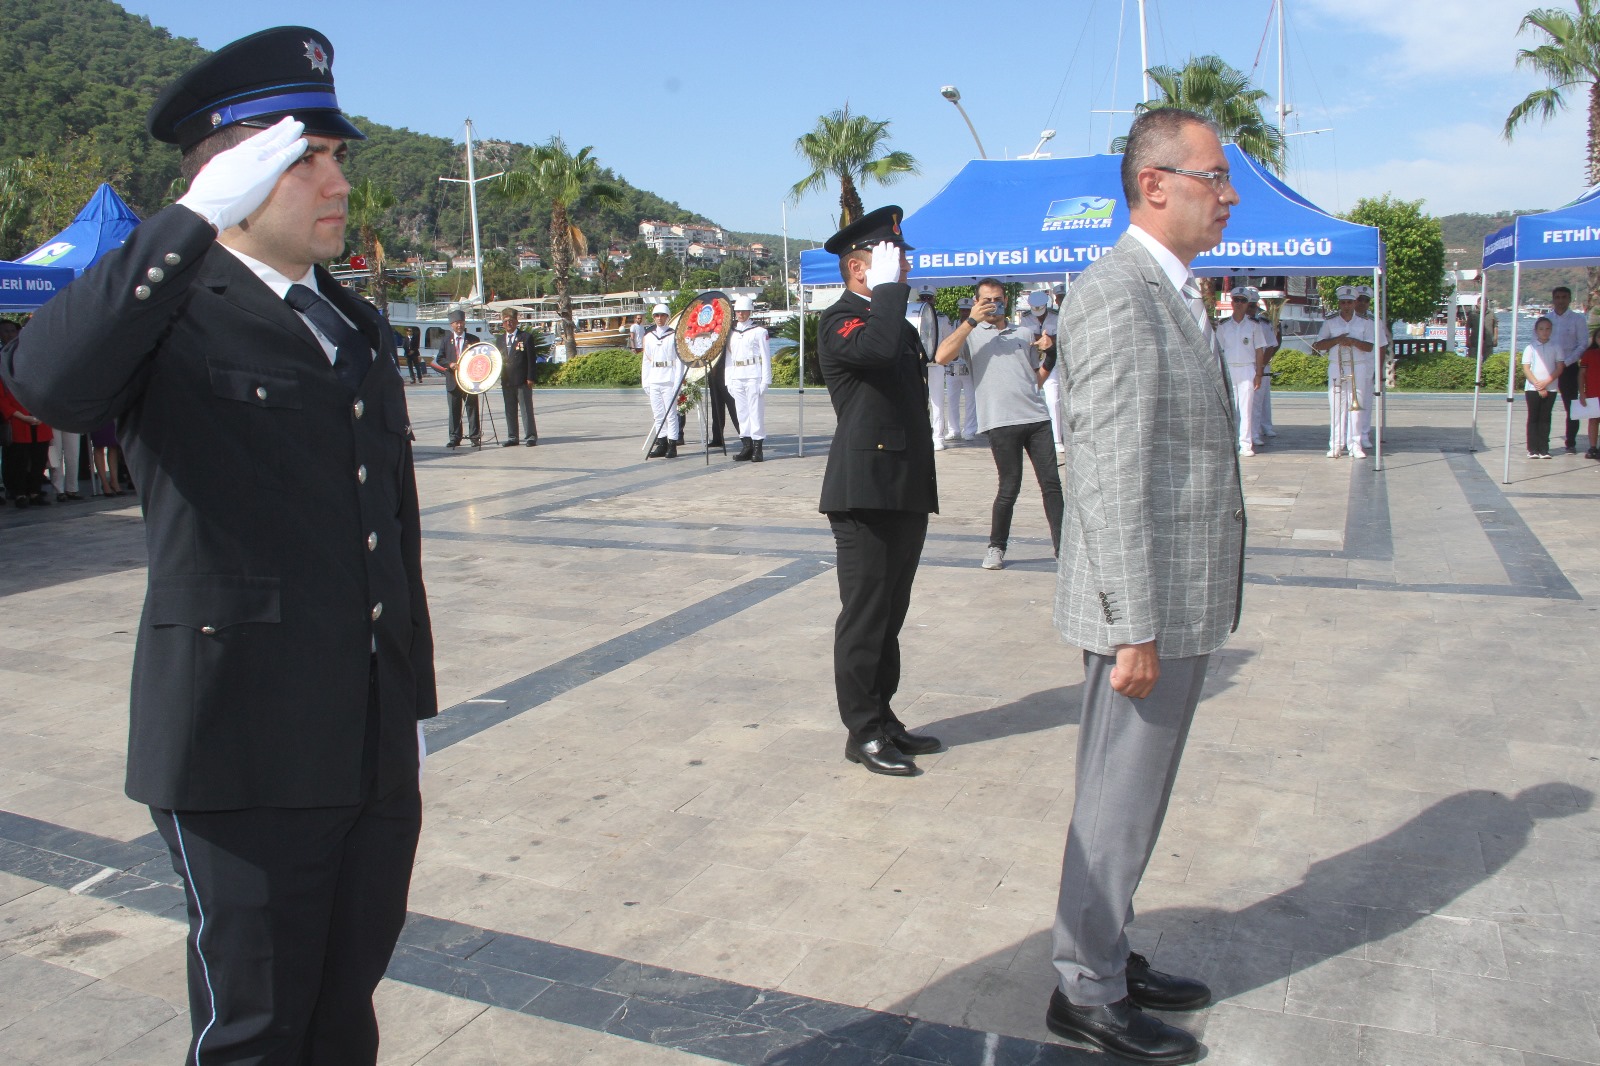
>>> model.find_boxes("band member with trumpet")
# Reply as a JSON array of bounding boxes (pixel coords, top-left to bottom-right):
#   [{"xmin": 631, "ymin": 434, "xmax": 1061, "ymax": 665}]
[
  {"xmin": 436, "ymin": 309, "xmax": 481, "ymax": 448},
  {"xmin": 497, "ymin": 308, "xmax": 538, "ymax": 446},
  {"xmin": 1313, "ymin": 285, "xmax": 1373, "ymax": 458},
  {"xmin": 727, "ymin": 296, "xmax": 771, "ymax": 462},
  {"xmin": 642, "ymin": 302, "xmax": 679, "ymax": 458}
]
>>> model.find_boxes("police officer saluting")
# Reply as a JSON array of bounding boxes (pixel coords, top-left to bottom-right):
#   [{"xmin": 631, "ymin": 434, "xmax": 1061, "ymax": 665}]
[
  {"xmin": 818, "ymin": 206, "xmax": 941, "ymax": 775},
  {"xmin": 1, "ymin": 27, "xmax": 436, "ymax": 1063}
]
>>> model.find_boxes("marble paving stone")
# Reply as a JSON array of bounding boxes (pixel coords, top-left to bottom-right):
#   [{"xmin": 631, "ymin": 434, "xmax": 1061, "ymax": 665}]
[
  {"xmin": 1431, "ymin": 969, "xmax": 1600, "ymax": 1062},
  {"xmin": 1283, "ymin": 952, "xmax": 1436, "ymax": 1033},
  {"xmin": 18, "ymin": 905, "xmax": 181, "ymax": 979},
  {"xmin": 779, "ymin": 939, "xmax": 946, "ymax": 1014},
  {"xmin": 1200, "ymin": 1002, "xmax": 1361, "ymax": 1065},
  {"xmin": 1364, "ymin": 909, "xmax": 1509, "ymax": 978},
  {"xmin": 0, "ymin": 951, "xmax": 96, "ymax": 1029},
  {"xmin": 88, "ymin": 1015, "xmax": 194, "ymax": 1066},
  {"xmin": 372, "ymin": 979, "xmax": 488, "ymax": 1065},
  {"xmin": 414, "ymin": 1003, "xmax": 713, "ymax": 1064},
  {"xmin": 0, "ymin": 979, "xmax": 178, "ymax": 1066},
  {"xmin": 101, "ymin": 937, "xmax": 188, "ymax": 1009},
  {"xmin": 1354, "ymin": 1025, "xmax": 1524, "ymax": 1066},
  {"xmin": 661, "ymin": 919, "xmax": 816, "ymax": 989},
  {"xmin": 769, "ymin": 882, "xmax": 921, "ymax": 948}
]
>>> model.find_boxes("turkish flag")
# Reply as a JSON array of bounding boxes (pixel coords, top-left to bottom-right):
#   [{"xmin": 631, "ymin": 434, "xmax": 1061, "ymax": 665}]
[{"xmin": 350, "ymin": 254, "xmax": 368, "ymax": 270}]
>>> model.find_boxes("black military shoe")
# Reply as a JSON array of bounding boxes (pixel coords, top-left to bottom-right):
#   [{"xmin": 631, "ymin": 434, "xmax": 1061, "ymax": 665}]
[
  {"xmin": 733, "ymin": 437, "xmax": 754, "ymax": 462},
  {"xmin": 751, "ymin": 440, "xmax": 764, "ymax": 463},
  {"xmin": 1045, "ymin": 991, "xmax": 1199, "ymax": 1064},
  {"xmin": 1126, "ymin": 952, "xmax": 1210, "ymax": 1011},
  {"xmin": 844, "ymin": 736, "xmax": 917, "ymax": 776},
  {"xmin": 886, "ymin": 725, "xmax": 942, "ymax": 756},
  {"xmin": 647, "ymin": 438, "xmax": 669, "ymax": 459}
]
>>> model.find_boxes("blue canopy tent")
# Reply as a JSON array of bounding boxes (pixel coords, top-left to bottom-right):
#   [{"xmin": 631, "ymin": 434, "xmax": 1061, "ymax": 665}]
[
  {"xmin": 0, "ymin": 261, "xmax": 75, "ymax": 312},
  {"xmin": 14, "ymin": 183, "xmax": 141, "ymax": 276},
  {"xmin": 795, "ymin": 145, "xmax": 1387, "ymax": 461},
  {"xmin": 1480, "ymin": 185, "xmax": 1600, "ymax": 482}
]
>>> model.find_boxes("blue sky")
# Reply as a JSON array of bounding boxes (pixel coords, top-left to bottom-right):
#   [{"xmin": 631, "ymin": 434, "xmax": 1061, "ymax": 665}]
[{"xmin": 119, "ymin": 0, "xmax": 1588, "ymax": 245}]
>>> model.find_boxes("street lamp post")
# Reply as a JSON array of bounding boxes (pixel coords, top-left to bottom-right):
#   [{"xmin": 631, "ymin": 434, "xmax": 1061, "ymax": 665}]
[{"xmin": 939, "ymin": 86, "xmax": 987, "ymax": 159}]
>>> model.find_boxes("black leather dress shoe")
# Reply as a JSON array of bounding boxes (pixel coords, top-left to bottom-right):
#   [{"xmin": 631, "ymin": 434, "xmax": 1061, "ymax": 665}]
[
  {"xmin": 446, "ymin": 440, "xmax": 460, "ymax": 449},
  {"xmin": 886, "ymin": 725, "xmax": 942, "ymax": 755},
  {"xmin": 1126, "ymin": 952, "xmax": 1210, "ymax": 1011},
  {"xmin": 844, "ymin": 736, "xmax": 917, "ymax": 776},
  {"xmin": 502, "ymin": 439, "xmax": 520, "ymax": 447},
  {"xmin": 1045, "ymin": 991, "xmax": 1199, "ymax": 1064}
]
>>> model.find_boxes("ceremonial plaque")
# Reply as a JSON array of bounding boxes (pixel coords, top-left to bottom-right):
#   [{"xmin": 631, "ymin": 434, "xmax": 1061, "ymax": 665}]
[
  {"xmin": 674, "ymin": 291, "xmax": 734, "ymax": 368},
  {"xmin": 455, "ymin": 341, "xmax": 503, "ymax": 394}
]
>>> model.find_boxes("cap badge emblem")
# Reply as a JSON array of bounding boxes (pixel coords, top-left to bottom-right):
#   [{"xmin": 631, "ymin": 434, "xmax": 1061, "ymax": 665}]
[
  {"xmin": 303, "ymin": 39, "xmax": 330, "ymax": 74},
  {"xmin": 210, "ymin": 112, "xmax": 222, "ymax": 127}
]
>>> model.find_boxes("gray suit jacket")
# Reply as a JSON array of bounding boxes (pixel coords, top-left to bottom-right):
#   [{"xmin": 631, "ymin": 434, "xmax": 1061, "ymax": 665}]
[{"xmin": 1053, "ymin": 233, "xmax": 1245, "ymax": 659}]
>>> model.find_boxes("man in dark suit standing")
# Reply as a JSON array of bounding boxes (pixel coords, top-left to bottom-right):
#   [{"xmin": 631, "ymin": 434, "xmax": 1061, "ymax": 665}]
[
  {"xmin": 496, "ymin": 307, "xmax": 538, "ymax": 446},
  {"xmin": 435, "ymin": 309, "xmax": 481, "ymax": 447},
  {"xmin": 1044, "ymin": 108, "xmax": 1245, "ymax": 1065},
  {"xmin": 818, "ymin": 206, "xmax": 941, "ymax": 776},
  {"xmin": 2, "ymin": 27, "xmax": 436, "ymax": 1064}
]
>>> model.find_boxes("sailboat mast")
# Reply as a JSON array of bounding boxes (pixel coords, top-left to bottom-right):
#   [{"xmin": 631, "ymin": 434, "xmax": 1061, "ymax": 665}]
[
  {"xmin": 465, "ymin": 118, "xmax": 486, "ymax": 311},
  {"xmin": 1276, "ymin": 0, "xmax": 1287, "ymax": 131},
  {"xmin": 1138, "ymin": 0, "xmax": 1151, "ymax": 103}
]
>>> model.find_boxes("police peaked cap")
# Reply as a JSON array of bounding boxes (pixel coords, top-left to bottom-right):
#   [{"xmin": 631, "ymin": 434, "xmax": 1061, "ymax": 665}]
[
  {"xmin": 823, "ymin": 205, "xmax": 915, "ymax": 254},
  {"xmin": 147, "ymin": 26, "xmax": 365, "ymax": 150}
]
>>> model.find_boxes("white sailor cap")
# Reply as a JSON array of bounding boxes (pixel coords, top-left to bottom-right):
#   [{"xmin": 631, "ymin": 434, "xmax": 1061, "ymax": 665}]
[
  {"xmin": 1355, "ymin": 285, "xmax": 1374, "ymax": 299},
  {"xmin": 732, "ymin": 295, "xmax": 755, "ymax": 312},
  {"xmin": 1050, "ymin": 282, "xmax": 1065, "ymax": 295},
  {"xmin": 1336, "ymin": 285, "xmax": 1358, "ymax": 301},
  {"xmin": 1026, "ymin": 290, "xmax": 1050, "ymax": 309},
  {"xmin": 957, "ymin": 297, "xmax": 974, "ymax": 309},
  {"xmin": 651, "ymin": 303, "xmax": 671, "ymax": 315},
  {"xmin": 1228, "ymin": 284, "xmax": 1257, "ymax": 300},
  {"xmin": 917, "ymin": 286, "xmax": 936, "ymax": 300}
]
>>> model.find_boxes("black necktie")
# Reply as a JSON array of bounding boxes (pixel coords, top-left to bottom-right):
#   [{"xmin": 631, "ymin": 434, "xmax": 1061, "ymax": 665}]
[{"xmin": 284, "ymin": 283, "xmax": 373, "ymax": 394}]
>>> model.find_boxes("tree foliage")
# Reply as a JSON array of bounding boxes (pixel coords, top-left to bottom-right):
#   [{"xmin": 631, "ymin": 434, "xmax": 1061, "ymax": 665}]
[
  {"xmin": 1505, "ymin": 0, "xmax": 1600, "ymax": 186},
  {"xmin": 1113, "ymin": 55, "xmax": 1286, "ymax": 174},
  {"xmin": 0, "ymin": 139, "xmax": 117, "ymax": 257},
  {"xmin": 1316, "ymin": 195, "xmax": 1446, "ymax": 327},
  {"xmin": 790, "ymin": 106, "xmax": 918, "ymax": 227}
]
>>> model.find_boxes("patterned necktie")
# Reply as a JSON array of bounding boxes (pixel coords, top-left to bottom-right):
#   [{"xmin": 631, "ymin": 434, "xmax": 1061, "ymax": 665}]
[
  {"xmin": 284, "ymin": 284, "xmax": 373, "ymax": 394},
  {"xmin": 1180, "ymin": 277, "xmax": 1222, "ymax": 360}
]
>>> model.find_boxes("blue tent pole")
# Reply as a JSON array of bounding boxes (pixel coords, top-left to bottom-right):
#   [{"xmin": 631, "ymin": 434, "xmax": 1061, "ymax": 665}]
[
  {"xmin": 796, "ymin": 286, "xmax": 806, "ymax": 458},
  {"xmin": 1373, "ymin": 263, "xmax": 1384, "ymax": 472},
  {"xmin": 1503, "ymin": 265, "xmax": 1521, "ymax": 484}
]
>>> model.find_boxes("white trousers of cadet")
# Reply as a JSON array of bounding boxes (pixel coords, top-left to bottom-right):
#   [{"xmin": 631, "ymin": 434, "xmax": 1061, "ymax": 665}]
[
  {"xmin": 927, "ymin": 363, "xmax": 950, "ymax": 437},
  {"xmin": 48, "ymin": 431, "xmax": 81, "ymax": 495},
  {"xmin": 1042, "ymin": 368, "xmax": 1066, "ymax": 448},
  {"xmin": 947, "ymin": 369, "xmax": 977, "ymax": 437},
  {"xmin": 1228, "ymin": 370, "xmax": 1256, "ymax": 450},
  {"xmin": 1328, "ymin": 379, "xmax": 1358, "ymax": 454},
  {"xmin": 1355, "ymin": 358, "xmax": 1375, "ymax": 444},
  {"xmin": 729, "ymin": 379, "xmax": 765, "ymax": 440},
  {"xmin": 1253, "ymin": 376, "xmax": 1274, "ymax": 440},
  {"xmin": 645, "ymin": 382, "xmax": 679, "ymax": 441}
]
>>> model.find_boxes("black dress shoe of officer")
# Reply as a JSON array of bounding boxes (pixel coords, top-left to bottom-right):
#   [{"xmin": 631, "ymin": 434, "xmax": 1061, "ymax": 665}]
[
  {"xmin": 844, "ymin": 736, "xmax": 917, "ymax": 776},
  {"xmin": 1126, "ymin": 952, "xmax": 1211, "ymax": 1011},
  {"xmin": 886, "ymin": 725, "xmax": 942, "ymax": 756},
  {"xmin": 1045, "ymin": 991, "xmax": 1199, "ymax": 1065}
]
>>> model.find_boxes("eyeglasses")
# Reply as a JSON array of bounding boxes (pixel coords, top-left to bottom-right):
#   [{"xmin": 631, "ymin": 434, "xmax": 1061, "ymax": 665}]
[{"xmin": 1152, "ymin": 165, "xmax": 1233, "ymax": 192}]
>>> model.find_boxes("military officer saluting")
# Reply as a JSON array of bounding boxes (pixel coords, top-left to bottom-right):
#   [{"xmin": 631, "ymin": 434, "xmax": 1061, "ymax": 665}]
[
  {"xmin": 1, "ymin": 27, "xmax": 435, "ymax": 1062},
  {"xmin": 726, "ymin": 295, "xmax": 771, "ymax": 462},
  {"xmin": 642, "ymin": 302, "xmax": 680, "ymax": 458}
]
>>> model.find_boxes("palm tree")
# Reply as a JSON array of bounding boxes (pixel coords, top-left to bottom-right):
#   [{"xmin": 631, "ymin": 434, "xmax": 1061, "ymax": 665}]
[
  {"xmin": 498, "ymin": 137, "xmax": 621, "ymax": 360},
  {"xmin": 1506, "ymin": 2, "xmax": 1600, "ymax": 306},
  {"xmin": 346, "ymin": 178, "xmax": 396, "ymax": 315},
  {"xmin": 790, "ymin": 105, "xmax": 919, "ymax": 228},
  {"xmin": 1112, "ymin": 55, "xmax": 1286, "ymax": 175}
]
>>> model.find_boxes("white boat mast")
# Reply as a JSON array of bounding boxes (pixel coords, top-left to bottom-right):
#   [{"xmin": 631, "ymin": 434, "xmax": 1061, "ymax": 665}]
[
  {"xmin": 438, "ymin": 118, "xmax": 502, "ymax": 313},
  {"xmin": 1138, "ymin": 0, "xmax": 1151, "ymax": 104}
]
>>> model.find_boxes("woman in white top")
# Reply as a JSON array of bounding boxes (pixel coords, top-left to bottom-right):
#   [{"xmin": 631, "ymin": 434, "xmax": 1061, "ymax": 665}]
[{"xmin": 1522, "ymin": 316, "xmax": 1563, "ymax": 458}]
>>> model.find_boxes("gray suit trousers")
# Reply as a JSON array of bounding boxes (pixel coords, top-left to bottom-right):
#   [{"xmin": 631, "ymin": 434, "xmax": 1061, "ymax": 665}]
[{"xmin": 1052, "ymin": 649, "xmax": 1207, "ymax": 1005}]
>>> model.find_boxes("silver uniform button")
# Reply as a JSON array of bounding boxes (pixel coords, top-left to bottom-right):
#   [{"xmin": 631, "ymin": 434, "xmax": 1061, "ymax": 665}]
[
  {"xmin": 370, "ymin": 602, "xmax": 383, "ymax": 621},
  {"xmin": 353, "ymin": 399, "xmax": 365, "ymax": 419},
  {"xmin": 256, "ymin": 386, "xmax": 268, "ymax": 401},
  {"xmin": 1234, "ymin": 508, "xmax": 1244, "ymax": 520},
  {"xmin": 357, "ymin": 464, "xmax": 367, "ymax": 484},
  {"xmin": 200, "ymin": 625, "xmax": 216, "ymax": 635},
  {"xmin": 134, "ymin": 285, "xmax": 151, "ymax": 300},
  {"xmin": 146, "ymin": 267, "xmax": 165, "ymax": 283},
  {"xmin": 367, "ymin": 532, "xmax": 378, "ymax": 551},
  {"xmin": 164, "ymin": 253, "xmax": 181, "ymax": 266}
]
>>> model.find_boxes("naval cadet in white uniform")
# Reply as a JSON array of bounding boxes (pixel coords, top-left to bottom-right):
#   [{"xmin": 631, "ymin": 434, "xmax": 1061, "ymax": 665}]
[
  {"xmin": 944, "ymin": 296, "xmax": 978, "ymax": 443},
  {"xmin": 1216, "ymin": 284, "xmax": 1271, "ymax": 455},
  {"xmin": 641, "ymin": 302, "xmax": 680, "ymax": 458},
  {"xmin": 913, "ymin": 288, "xmax": 956, "ymax": 451},
  {"xmin": 1354, "ymin": 284, "xmax": 1386, "ymax": 449},
  {"xmin": 1019, "ymin": 290, "xmax": 1063, "ymax": 454},
  {"xmin": 1313, "ymin": 285, "xmax": 1374, "ymax": 458},
  {"xmin": 726, "ymin": 295, "xmax": 772, "ymax": 462},
  {"xmin": 1248, "ymin": 291, "xmax": 1278, "ymax": 444}
]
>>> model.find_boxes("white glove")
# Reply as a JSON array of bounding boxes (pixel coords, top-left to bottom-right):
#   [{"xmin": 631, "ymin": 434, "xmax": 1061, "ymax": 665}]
[
  {"xmin": 178, "ymin": 117, "xmax": 307, "ymax": 232},
  {"xmin": 865, "ymin": 240, "xmax": 902, "ymax": 289}
]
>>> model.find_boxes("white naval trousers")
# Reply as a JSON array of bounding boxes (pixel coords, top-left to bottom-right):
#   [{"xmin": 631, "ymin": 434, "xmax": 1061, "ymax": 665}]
[
  {"xmin": 946, "ymin": 366, "xmax": 977, "ymax": 437},
  {"xmin": 1355, "ymin": 358, "xmax": 1375, "ymax": 445},
  {"xmin": 1328, "ymin": 378, "xmax": 1360, "ymax": 455},
  {"xmin": 927, "ymin": 363, "xmax": 950, "ymax": 437},
  {"xmin": 728, "ymin": 379, "xmax": 766, "ymax": 440},
  {"xmin": 1227, "ymin": 369, "xmax": 1256, "ymax": 451},
  {"xmin": 645, "ymin": 382, "xmax": 680, "ymax": 441},
  {"xmin": 48, "ymin": 431, "xmax": 81, "ymax": 496},
  {"xmin": 1042, "ymin": 366, "xmax": 1066, "ymax": 448},
  {"xmin": 1253, "ymin": 376, "xmax": 1274, "ymax": 441}
]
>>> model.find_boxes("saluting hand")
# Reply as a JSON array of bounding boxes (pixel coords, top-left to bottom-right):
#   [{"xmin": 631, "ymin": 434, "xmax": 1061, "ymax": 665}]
[
  {"xmin": 178, "ymin": 117, "xmax": 308, "ymax": 233},
  {"xmin": 865, "ymin": 241, "xmax": 903, "ymax": 289}
]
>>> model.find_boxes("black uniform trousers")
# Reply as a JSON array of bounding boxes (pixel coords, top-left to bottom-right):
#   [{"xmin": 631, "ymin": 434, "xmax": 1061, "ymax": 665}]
[
  {"xmin": 446, "ymin": 388, "xmax": 480, "ymax": 444},
  {"xmin": 151, "ymin": 677, "xmax": 421, "ymax": 1066},
  {"xmin": 1559, "ymin": 362, "xmax": 1582, "ymax": 449},
  {"xmin": 708, "ymin": 356, "xmax": 739, "ymax": 444},
  {"xmin": 828, "ymin": 509, "xmax": 928, "ymax": 741},
  {"xmin": 502, "ymin": 382, "xmax": 537, "ymax": 443}
]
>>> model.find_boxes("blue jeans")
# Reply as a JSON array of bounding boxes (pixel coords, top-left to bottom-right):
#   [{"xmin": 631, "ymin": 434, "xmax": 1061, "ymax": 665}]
[{"xmin": 986, "ymin": 420, "xmax": 1063, "ymax": 553}]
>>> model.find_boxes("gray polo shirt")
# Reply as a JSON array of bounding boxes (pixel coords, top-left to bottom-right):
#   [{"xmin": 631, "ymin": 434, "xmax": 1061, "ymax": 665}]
[{"xmin": 963, "ymin": 321, "xmax": 1051, "ymax": 433}]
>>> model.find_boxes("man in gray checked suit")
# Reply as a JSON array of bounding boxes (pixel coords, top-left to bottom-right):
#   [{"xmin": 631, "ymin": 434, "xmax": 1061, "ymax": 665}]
[{"xmin": 1044, "ymin": 108, "xmax": 1246, "ymax": 1066}]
